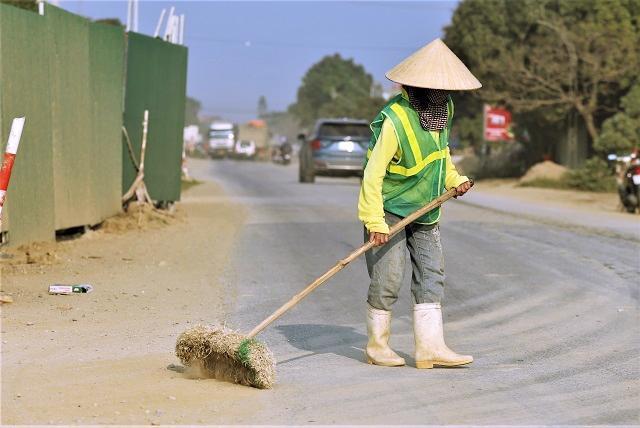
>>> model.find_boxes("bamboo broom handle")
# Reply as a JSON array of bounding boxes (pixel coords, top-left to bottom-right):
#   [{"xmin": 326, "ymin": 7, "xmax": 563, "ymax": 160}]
[{"xmin": 247, "ymin": 183, "xmax": 470, "ymax": 338}]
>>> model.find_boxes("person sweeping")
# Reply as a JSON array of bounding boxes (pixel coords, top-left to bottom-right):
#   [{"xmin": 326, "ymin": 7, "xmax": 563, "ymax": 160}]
[
  {"xmin": 359, "ymin": 38, "xmax": 481, "ymax": 369},
  {"xmin": 175, "ymin": 38, "xmax": 482, "ymax": 389}
]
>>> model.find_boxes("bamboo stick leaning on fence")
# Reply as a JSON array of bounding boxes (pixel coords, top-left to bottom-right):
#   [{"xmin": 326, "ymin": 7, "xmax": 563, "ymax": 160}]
[
  {"xmin": 176, "ymin": 184, "xmax": 469, "ymax": 389},
  {"xmin": 122, "ymin": 110, "xmax": 152, "ymax": 206},
  {"xmin": 0, "ymin": 117, "xmax": 26, "ymax": 232},
  {"xmin": 122, "ymin": 125, "xmax": 140, "ymax": 172}
]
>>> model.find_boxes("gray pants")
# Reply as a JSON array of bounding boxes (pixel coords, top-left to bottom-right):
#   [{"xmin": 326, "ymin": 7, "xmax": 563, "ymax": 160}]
[{"xmin": 365, "ymin": 212, "xmax": 445, "ymax": 311}]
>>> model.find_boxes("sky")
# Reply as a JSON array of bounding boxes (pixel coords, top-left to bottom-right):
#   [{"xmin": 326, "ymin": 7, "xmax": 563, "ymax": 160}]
[{"xmin": 60, "ymin": 0, "xmax": 459, "ymax": 123}]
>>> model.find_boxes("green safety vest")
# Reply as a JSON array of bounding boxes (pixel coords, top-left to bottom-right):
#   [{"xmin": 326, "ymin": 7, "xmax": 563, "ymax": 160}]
[{"xmin": 366, "ymin": 94, "xmax": 453, "ymax": 224}]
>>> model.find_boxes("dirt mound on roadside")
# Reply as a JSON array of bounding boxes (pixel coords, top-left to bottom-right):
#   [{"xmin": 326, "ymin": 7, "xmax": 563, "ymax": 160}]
[
  {"xmin": 0, "ymin": 240, "xmax": 60, "ymax": 267},
  {"xmin": 99, "ymin": 204, "xmax": 179, "ymax": 234},
  {"xmin": 0, "ymin": 206, "xmax": 180, "ymax": 268},
  {"xmin": 520, "ymin": 161, "xmax": 568, "ymax": 183}
]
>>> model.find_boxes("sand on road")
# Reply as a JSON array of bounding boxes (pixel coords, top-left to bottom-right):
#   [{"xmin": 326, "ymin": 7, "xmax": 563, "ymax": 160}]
[
  {"xmin": 1, "ymin": 181, "xmax": 254, "ymax": 425},
  {"xmin": 473, "ymin": 179, "xmax": 620, "ymax": 214}
]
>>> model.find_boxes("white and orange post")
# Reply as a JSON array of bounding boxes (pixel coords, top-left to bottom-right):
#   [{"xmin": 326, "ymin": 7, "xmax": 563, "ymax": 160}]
[{"xmin": 0, "ymin": 117, "xmax": 26, "ymax": 225}]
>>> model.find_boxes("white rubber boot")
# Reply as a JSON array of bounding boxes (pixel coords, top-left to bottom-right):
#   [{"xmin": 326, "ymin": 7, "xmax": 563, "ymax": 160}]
[
  {"xmin": 365, "ymin": 304, "xmax": 405, "ymax": 367},
  {"xmin": 413, "ymin": 302, "xmax": 473, "ymax": 369}
]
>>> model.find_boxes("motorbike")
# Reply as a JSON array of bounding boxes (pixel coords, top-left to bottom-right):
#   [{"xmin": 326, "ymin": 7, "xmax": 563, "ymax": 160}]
[
  {"xmin": 608, "ymin": 152, "xmax": 640, "ymax": 213},
  {"xmin": 272, "ymin": 142, "xmax": 292, "ymax": 165},
  {"xmin": 281, "ymin": 152, "xmax": 291, "ymax": 165}
]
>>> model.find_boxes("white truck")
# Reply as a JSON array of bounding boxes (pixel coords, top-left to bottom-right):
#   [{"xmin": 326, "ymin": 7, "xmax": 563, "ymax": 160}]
[{"xmin": 208, "ymin": 121, "xmax": 235, "ymax": 158}]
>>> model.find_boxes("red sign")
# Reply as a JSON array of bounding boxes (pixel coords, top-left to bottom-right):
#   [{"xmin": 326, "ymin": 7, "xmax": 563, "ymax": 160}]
[{"xmin": 483, "ymin": 105, "xmax": 514, "ymax": 142}]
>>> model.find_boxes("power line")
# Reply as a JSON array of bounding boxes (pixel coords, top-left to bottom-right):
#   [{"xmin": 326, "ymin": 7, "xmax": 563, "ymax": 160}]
[
  {"xmin": 186, "ymin": 37, "xmax": 416, "ymax": 52},
  {"xmin": 201, "ymin": 107, "xmax": 264, "ymax": 115}
]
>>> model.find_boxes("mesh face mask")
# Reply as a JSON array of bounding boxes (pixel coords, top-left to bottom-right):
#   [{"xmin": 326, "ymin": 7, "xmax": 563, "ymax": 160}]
[{"xmin": 404, "ymin": 86, "xmax": 449, "ymax": 131}]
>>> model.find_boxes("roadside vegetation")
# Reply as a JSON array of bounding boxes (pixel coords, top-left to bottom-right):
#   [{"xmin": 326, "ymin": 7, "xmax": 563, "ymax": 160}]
[
  {"xmin": 444, "ymin": 0, "xmax": 639, "ymax": 188},
  {"xmin": 519, "ymin": 159, "xmax": 617, "ymax": 193},
  {"xmin": 288, "ymin": 54, "xmax": 386, "ymax": 129}
]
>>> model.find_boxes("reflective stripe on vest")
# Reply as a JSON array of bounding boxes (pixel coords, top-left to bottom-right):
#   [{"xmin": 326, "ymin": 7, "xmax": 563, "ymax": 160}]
[
  {"xmin": 389, "ymin": 103, "xmax": 423, "ymax": 163},
  {"xmin": 366, "ymin": 147, "xmax": 448, "ymax": 176}
]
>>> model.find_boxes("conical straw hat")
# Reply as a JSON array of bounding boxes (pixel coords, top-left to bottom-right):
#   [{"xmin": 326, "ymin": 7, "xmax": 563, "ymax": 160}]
[{"xmin": 386, "ymin": 39, "xmax": 482, "ymax": 90}]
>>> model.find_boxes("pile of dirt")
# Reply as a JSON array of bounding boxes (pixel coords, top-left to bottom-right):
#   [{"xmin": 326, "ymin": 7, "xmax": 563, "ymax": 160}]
[
  {"xmin": 0, "ymin": 205, "xmax": 180, "ymax": 268},
  {"xmin": 0, "ymin": 240, "xmax": 60, "ymax": 267},
  {"xmin": 98, "ymin": 204, "xmax": 180, "ymax": 234},
  {"xmin": 520, "ymin": 161, "xmax": 568, "ymax": 184}
]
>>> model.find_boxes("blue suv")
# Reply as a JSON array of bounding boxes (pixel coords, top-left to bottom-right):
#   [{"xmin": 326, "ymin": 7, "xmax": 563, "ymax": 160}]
[{"xmin": 299, "ymin": 118, "xmax": 371, "ymax": 183}]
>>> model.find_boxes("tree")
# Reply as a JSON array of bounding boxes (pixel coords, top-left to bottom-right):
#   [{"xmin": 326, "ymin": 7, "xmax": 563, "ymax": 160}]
[
  {"xmin": 445, "ymin": 0, "xmax": 640, "ymax": 146},
  {"xmin": 184, "ymin": 96, "xmax": 202, "ymax": 127},
  {"xmin": 0, "ymin": 0, "xmax": 37, "ymax": 12},
  {"xmin": 594, "ymin": 81, "xmax": 640, "ymax": 154},
  {"xmin": 289, "ymin": 54, "xmax": 385, "ymax": 127},
  {"xmin": 94, "ymin": 18, "xmax": 124, "ymax": 27},
  {"xmin": 257, "ymin": 96, "xmax": 268, "ymax": 118}
]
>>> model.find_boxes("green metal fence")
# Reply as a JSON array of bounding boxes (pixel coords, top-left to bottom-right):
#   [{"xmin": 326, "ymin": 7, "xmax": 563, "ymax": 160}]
[
  {"xmin": 0, "ymin": 4, "xmax": 56, "ymax": 245},
  {"xmin": 48, "ymin": 6, "xmax": 102, "ymax": 230},
  {"xmin": 122, "ymin": 32, "xmax": 188, "ymax": 203},
  {"xmin": 0, "ymin": 3, "xmax": 187, "ymax": 246},
  {"xmin": 88, "ymin": 19, "xmax": 126, "ymax": 225}
]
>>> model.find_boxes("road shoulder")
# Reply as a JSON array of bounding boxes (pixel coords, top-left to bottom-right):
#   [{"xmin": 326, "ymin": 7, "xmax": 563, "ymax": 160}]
[
  {"xmin": 462, "ymin": 180, "xmax": 639, "ymax": 240},
  {"xmin": 1, "ymin": 180, "xmax": 249, "ymax": 425}
]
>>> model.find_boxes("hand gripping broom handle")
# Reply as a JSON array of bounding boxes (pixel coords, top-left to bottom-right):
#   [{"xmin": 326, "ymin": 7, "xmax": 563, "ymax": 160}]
[{"xmin": 246, "ymin": 182, "xmax": 471, "ymax": 338}]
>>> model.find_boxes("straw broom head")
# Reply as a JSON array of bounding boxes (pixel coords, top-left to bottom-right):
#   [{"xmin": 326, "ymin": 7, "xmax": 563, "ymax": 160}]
[{"xmin": 176, "ymin": 325, "xmax": 276, "ymax": 389}]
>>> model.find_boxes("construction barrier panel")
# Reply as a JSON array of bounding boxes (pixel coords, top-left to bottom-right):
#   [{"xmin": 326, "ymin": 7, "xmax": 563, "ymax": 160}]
[
  {"xmin": 48, "ymin": 6, "xmax": 98, "ymax": 230},
  {"xmin": 0, "ymin": 3, "xmax": 185, "ymax": 246},
  {"xmin": 0, "ymin": 3, "xmax": 56, "ymax": 245},
  {"xmin": 87, "ymin": 15, "xmax": 125, "ymax": 225},
  {"xmin": 122, "ymin": 32, "xmax": 188, "ymax": 203}
]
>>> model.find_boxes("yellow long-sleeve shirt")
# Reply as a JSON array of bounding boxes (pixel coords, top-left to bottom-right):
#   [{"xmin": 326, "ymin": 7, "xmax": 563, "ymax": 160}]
[{"xmin": 358, "ymin": 119, "xmax": 468, "ymax": 234}]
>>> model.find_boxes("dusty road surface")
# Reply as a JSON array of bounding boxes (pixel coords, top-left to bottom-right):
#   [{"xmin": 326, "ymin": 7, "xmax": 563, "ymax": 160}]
[
  {"xmin": 1, "ymin": 181, "xmax": 250, "ymax": 425},
  {"xmin": 2, "ymin": 157, "xmax": 639, "ymax": 425},
  {"xmin": 464, "ymin": 179, "xmax": 640, "ymax": 239}
]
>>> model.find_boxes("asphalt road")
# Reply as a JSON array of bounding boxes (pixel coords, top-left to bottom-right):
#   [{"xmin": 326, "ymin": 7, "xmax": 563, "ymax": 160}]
[{"xmin": 188, "ymin": 158, "xmax": 639, "ymax": 425}]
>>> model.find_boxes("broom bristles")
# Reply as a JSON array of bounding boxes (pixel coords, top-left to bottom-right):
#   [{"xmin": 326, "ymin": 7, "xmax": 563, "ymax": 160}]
[{"xmin": 175, "ymin": 325, "xmax": 276, "ymax": 389}]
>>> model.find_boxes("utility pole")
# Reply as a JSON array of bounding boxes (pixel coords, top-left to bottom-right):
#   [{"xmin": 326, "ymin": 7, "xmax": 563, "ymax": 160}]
[
  {"xmin": 133, "ymin": 0, "xmax": 139, "ymax": 32},
  {"xmin": 126, "ymin": 0, "xmax": 139, "ymax": 33},
  {"xmin": 164, "ymin": 6, "xmax": 175, "ymax": 41},
  {"xmin": 179, "ymin": 14, "xmax": 185, "ymax": 45},
  {"xmin": 154, "ymin": 8, "xmax": 166, "ymax": 38}
]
